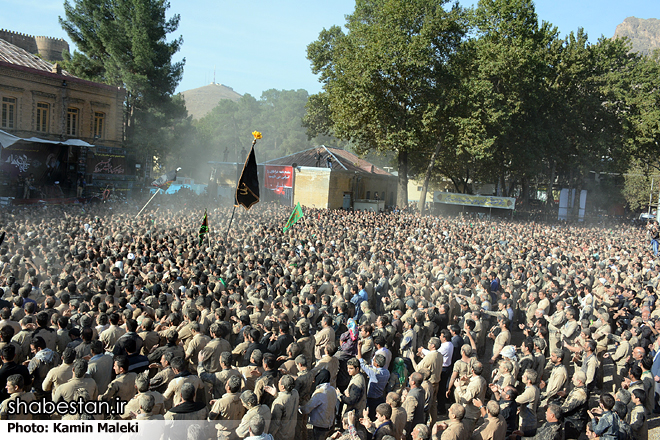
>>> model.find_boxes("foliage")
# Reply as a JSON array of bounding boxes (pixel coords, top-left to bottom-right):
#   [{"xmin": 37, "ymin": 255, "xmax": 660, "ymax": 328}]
[
  {"xmin": 304, "ymin": 0, "xmax": 467, "ymax": 207},
  {"xmin": 59, "ymin": 0, "xmax": 186, "ymax": 160},
  {"xmin": 623, "ymin": 159, "xmax": 660, "ymax": 211},
  {"xmin": 193, "ymin": 89, "xmax": 342, "ymax": 166}
]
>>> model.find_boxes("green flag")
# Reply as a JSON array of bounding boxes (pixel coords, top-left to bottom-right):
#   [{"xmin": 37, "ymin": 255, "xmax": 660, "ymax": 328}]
[
  {"xmin": 283, "ymin": 202, "xmax": 304, "ymax": 233},
  {"xmin": 198, "ymin": 210, "xmax": 209, "ymax": 245}
]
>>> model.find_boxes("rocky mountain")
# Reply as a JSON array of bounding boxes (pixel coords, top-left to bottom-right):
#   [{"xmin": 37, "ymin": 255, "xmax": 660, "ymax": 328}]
[
  {"xmin": 613, "ymin": 17, "xmax": 660, "ymax": 55},
  {"xmin": 180, "ymin": 83, "xmax": 242, "ymax": 120}
]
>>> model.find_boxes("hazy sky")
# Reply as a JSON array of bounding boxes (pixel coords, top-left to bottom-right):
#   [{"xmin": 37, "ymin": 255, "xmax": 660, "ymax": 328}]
[{"xmin": 2, "ymin": 0, "xmax": 657, "ymax": 98}]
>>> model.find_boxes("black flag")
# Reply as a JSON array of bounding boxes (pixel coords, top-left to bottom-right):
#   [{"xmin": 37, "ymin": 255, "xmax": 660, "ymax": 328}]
[
  {"xmin": 235, "ymin": 145, "xmax": 260, "ymax": 210},
  {"xmin": 151, "ymin": 168, "xmax": 178, "ymax": 190}
]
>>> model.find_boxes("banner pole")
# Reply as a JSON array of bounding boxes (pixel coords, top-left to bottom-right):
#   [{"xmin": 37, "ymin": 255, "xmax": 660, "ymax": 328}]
[
  {"xmin": 225, "ymin": 205, "xmax": 236, "ymax": 242},
  {"xmin": 136, "ymin": 188, "xmax": 161, "ymax": 219}
]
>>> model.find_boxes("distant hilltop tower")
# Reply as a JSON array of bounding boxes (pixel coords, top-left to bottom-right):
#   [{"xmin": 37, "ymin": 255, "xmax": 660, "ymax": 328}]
[{"xmin": 0, "ymin": 29, "xmax": 69, "ymax": 61}]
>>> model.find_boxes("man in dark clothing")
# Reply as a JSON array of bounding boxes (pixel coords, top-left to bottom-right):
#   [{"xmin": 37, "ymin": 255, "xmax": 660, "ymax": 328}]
[
  {"xmin": 0, "ymin": 345, "xmax": 31, "ymax": 402},
  {"xmin": 113, "ymin": 319, "xmax": 144, "ymax": 357},
  {"xmin": 164, "ymin": 382, "xmax": 207, "ymax": 421},
  {"xmin": 125, "ymin": 338, "xmax": 149, "ymax": 374},
  {"xmin": 267, "ymin": 321, "xmax": 294, "ymax": 359},
  {"xmin": 510, "ymin": 404, "xmax": 562, "ymax": 440},
  {"xmin": 243, "ymin": 328, "xmax": 267, "ymax": 367},
  {"xmin": 148, "ymin": 329, "xmax": 185, "ymax": 364},
  {"xmin": 499, "ymin": 386, "xmax": 519, "ymax": 435}
]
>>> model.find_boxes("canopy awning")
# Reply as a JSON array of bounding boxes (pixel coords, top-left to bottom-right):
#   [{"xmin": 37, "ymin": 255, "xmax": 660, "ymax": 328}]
[{"xmin": 0, "ymin": 130, "xmax": 95, "ymax": 149}]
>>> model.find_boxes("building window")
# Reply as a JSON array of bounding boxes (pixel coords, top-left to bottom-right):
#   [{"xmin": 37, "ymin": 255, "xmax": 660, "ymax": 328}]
[
  {"xmin": 2, "ymin": 97, "xmax": 16, "ymax": 129},
  {"xmin": 417, "ymin": 186, "xmax": 422, "ymax": 191},
  {"xmin": 93, "ymin": 112, "xmax": 105, "ymax": 138},
  {"xmin": 36, "ymin": 102, "xmax": 49, "ymax": 132},
  {"xmin": 366, "ymin": 191, "xmax": 371, "ymax": 199},
  {"xmin": 66, "ymin": 107, "xmax": 79, "ymax": 136}
]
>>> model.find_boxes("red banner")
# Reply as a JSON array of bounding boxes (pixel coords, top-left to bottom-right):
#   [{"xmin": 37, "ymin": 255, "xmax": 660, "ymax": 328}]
[{"xmin": 264, "ymin": 165, "xmax": 293, "ymax": 190}]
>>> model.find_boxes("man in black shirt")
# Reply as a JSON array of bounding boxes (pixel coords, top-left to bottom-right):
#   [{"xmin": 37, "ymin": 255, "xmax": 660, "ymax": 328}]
[{"xmin": 0, "ymin": 345, "xmax": 31, "ymax": 402}]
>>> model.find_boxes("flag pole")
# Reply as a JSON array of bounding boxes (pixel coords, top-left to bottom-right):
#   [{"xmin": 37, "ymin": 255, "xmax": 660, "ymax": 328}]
[
  {"xmin": 225, "ymin": 206, "xmax": 236, "ymax": 242},
  {"xmin": 136, "ymin": 188, "xmax": 161, "ymax": 219}
]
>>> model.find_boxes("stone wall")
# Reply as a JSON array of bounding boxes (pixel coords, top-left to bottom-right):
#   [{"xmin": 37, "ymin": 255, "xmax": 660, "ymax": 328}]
[{"xmin": 0, "ymin": 29, "xmax": 69, "ymax": 61}]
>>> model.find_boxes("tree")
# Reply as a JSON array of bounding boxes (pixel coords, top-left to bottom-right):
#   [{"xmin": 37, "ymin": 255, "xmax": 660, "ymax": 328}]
[
  {"xmin": 623, "ymin": 159, "xmax": 660, "ymax": 212},
  {"xmin": 60, "ymin": 0, "xmax": 186, "ymax": 159},
  {"xmin": 304, "ymin": 0, "xmax": 467, "ymax": 208}
]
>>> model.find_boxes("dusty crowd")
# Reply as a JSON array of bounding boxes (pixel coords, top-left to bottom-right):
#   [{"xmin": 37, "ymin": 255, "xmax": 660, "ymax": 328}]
[{"xmin": 0, "ymin": 198, "xmax": 657, "ymax": 440}]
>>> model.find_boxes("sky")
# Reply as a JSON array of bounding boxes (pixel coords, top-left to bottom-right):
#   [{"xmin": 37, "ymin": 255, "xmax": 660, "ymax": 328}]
[{"xmin": 2, "ymin": 0, "xmax": 657, "ymax": 98}]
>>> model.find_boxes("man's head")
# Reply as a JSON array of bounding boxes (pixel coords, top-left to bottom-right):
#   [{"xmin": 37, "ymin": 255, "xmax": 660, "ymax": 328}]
[
  {"xmin": 226, "ymin": 375, "xmax": 242, "ymax": 394},
  {"xmin": 114, "ymin": 356, "xmax": 129, "ymax": 375},
  {"xmin": 546, "ymin": 404, "xmax": 562, "ymax": 423},
  {"xmin": 502, "ymin": 386, "xmax": 517, "ymax": 401},
  {"xmin": 550, "ymin": 349, "xmax": 563, "ymax": 364},
  {"xmin": 448, "ymin": 403, "xmax": 465, "ymax": 421},
  {"xmin": 632, "ymin": 346, "xmax": 646, "ymax": 360},
  {"xmin": 139, "ymin": 393, "xmax": 156, "ymax": 414},
  {"xmin": 373, "ymin": 353, "xmax": 386, "ymax": 369},
  {"xmin": 411, "ymin": 424, "xmax": 429, "ymax": 440},
  {"xmin": 409, "ymin": 372, "xmax": 423, "ymax": 388},
  {"xmin": 573, "ymin": 371, "xmax": 586, "ymax": 388},
  {"xmin": 240, "ymin": 390, "xmax": 258, "ymax": 409},
  {"xmin": 180, "ymin": 382, "xmax": 195, "ymax": 403},
  {"xmin": 347, "ymin": 357, "xmax": 360, "ymax": 376},
  {"xmin": 599, "ymin": 393, "xmax": 615, "ymax": 411},
  {"xmin": 428, "ymin": 337, "xmax": 440, "ymax": 351},
  {"xmin": 279, "ymin": 375, "xmax": 295, "ymax": 393},
  {"xmin": 249, "ymin": 415, "xmax": 267, "ymax": 437},
  {"xmin": 72, "ymin": 359, "xmax": 88, "ymax": 378},
  {"xmin": 375, "ymin": 403, "xmax": 392, "ymax": 421},
  {"xmin": 522, "ymin": 369, "xmax": 537, "ymax": 385},
  {"xmin": 486, "ymin": 400, "xmax": 500, "ymax": 418}
]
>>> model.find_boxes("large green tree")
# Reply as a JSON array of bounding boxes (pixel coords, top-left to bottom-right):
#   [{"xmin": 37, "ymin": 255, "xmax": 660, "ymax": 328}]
[
  {"xmin": 60, "ymin": 0, "xmax": 186, "ymax": 160},
  {"xmin": 304, "ymin": 0, "xmax": 467, "ymax": 208}
]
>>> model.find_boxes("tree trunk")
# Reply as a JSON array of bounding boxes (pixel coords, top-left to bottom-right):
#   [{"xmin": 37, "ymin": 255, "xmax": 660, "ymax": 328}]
[
  {"xmin": 545, "ymin": 160, "xmax": 556, "ymax": 209},
  {"xmin": 418, "ymin": 140, "xmax": 443, "ymax": 215},
  {"xmin": 571, "ymin": 177, "xmax": 583, "ymax": 220},
  {"xmin": 463, "ymin": 167, "xmax": 470, "ymax": 194},
  {"xmin": 499, "ymin": 171, "xmax": 506, "ymax": 197},
  {"xmin": 521, "ymin": 175, "xmax": 530, "ymax": 206},
  {"xmin": 396, "ymin": 149, "xmax": 409, "ymax": 209}
]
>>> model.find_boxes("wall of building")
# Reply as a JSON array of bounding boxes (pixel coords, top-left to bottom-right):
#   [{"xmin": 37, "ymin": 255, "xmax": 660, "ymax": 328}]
[
  {"xmin": 357, "ymin": 173, "xmax": 398, "ymax": 207},
  {"xmin": 0, "ymin": 30, "xmax": 69, "ymax": 61},
  {"xmin": 328, "ymin": 171, "xmax": 353, "ymax": 209},
  {"xmin": 0, "ymin": 64, "xmax": 125, "ymax": 148},
  {"xmin": 293, "ymin": 167, "xmax": 331, "ymax": 208}
]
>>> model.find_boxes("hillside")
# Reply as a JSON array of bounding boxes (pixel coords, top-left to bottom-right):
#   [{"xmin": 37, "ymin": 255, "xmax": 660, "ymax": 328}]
[
  {"xmin": 613, "ymin": 17, "xmax": 660, "ymax": 55},
  {"xmin": 180, "ymin": 83, "xmax": 242, "ymax": 120}
]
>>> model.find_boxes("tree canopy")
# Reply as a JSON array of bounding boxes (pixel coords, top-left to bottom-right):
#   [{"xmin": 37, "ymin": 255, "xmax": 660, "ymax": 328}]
[
  {"xmin": 304, "ymin": 0, "xmax": 467, "ymax": 207},
  {"xmin": 60, "ymin": 0, "xmax": 187, "ymax": 161},
  {"xmin": 304, "ymin": 0, "xmax": 660, "ymax": 213}
]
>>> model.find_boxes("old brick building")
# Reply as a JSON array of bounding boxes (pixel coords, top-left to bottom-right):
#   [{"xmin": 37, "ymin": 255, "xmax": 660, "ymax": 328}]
[{"xmin": 0, "ymin": 37, "xmax": 127, "ymax": 198}]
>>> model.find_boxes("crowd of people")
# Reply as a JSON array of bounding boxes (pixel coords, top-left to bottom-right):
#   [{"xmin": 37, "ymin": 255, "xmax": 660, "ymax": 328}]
[{"xmin": 0, "ymin": 197, "xmax": 657, "ymax": 440}]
